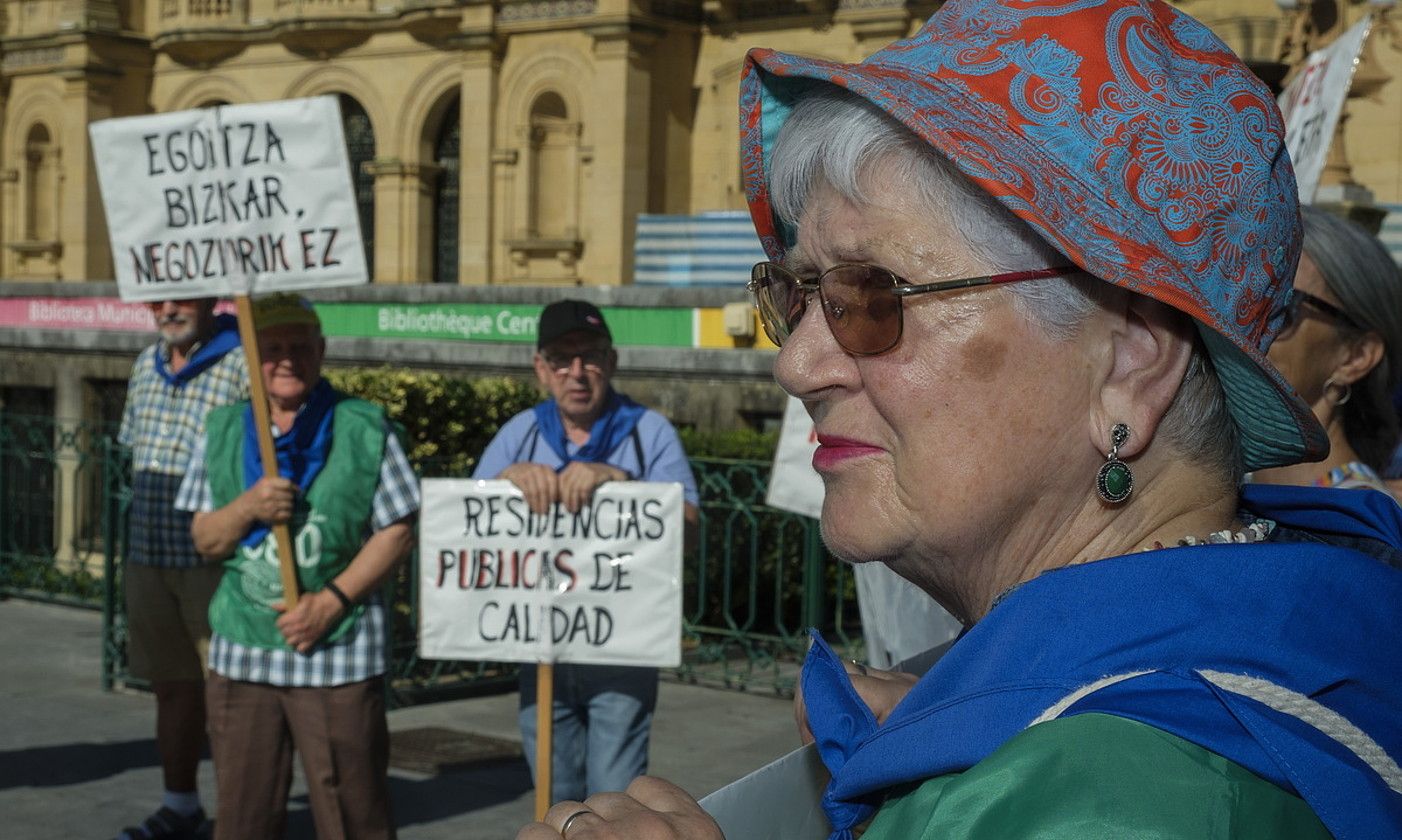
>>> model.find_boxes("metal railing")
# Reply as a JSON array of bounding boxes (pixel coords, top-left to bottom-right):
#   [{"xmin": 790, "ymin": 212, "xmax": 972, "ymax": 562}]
[{"xmin": 0, "ymin": 412, "xmax": 859, "ymax": 704}]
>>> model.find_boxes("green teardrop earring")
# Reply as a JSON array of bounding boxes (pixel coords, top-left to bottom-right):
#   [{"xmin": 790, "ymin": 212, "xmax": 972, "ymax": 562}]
[{"xmin": 1096, "ymin": 423, "xmax": 1134, "ymax": 504}]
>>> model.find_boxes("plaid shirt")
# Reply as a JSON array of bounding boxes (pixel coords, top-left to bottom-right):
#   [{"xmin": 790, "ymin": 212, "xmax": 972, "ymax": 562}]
[
  {"xmin": 120, "ymin": 340, "xmax": 249, "ymax": 568},
  {"xmin": 177, "ymin": 416, "xmax": 420, "ymax": 687}
]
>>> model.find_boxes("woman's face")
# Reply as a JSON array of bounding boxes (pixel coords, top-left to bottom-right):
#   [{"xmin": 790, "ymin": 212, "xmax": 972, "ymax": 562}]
[
  {"xmin": 1267, "ymin": 253, "xmax": 1350, "ymax": 411},
  {"xmin": 773, "ymin": 182, "xmax": 1097, "ymax": 601}
]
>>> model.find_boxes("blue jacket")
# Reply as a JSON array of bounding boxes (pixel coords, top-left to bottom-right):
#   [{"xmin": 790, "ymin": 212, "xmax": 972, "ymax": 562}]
[{"xmin": 806, "ymin": 484, "xmax": 1402, "ymax": 840}]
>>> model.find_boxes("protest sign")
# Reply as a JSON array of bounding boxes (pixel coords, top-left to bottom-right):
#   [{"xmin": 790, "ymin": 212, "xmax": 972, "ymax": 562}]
[
  {"xmin": 700, "ymin": 743, "xmax": 831, "ymax": 840},
  {"xmin": 89, "ymin": 96, "xmax": 368, "ymax": 302},
  {"xmin": 1278, "ymin": 17, "xmax": 1373, "ymax": 202},
  {"xmin": 418, "ymin": 479, "xmax": 684, "ymax": 668}
]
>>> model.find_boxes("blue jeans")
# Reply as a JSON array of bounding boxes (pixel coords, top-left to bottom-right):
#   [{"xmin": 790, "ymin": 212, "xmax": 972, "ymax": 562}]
[{"xmin": 518, "ymin": 663, "xmax": 659, "ymax": 803}]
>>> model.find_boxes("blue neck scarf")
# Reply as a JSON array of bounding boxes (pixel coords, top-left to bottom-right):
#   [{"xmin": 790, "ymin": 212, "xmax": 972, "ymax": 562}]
[
  {"xmin": 239, "ymin": 380, "xmax": 338, "ymax": 547},
  {"xmin": 806, "ymin": 484, "xmax": 1402, "ymax": 840},
  {"xmin": 153, "ymin": 313, "xmax": 241, "ymax": 387},
  {"xmin": 532, "ymin": 389, "xmax": 646, "ymax": 467}
]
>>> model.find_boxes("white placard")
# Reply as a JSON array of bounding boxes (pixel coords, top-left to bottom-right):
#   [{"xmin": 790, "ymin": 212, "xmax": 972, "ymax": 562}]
[
  {"xmin": 699, "ymin": 744, "xmax": 830, "ymax": 840},
  {"xmin": 765, "ymin": 395, "xmax": 824, "ymax": 519},
  {"xmin": 764, "ymin": 395, "xmax": 962, "ymax": 666},
  {"xmin": 89, "ymin": 96, "xmax": 368, "ymax": 302},
  {"xmin": 1278, "ymin": 17, "xmax": 1373, "ymax": 203},
  {"xmin": 418, "ymin": 479, "xmax": 683, "ymax": 667}
]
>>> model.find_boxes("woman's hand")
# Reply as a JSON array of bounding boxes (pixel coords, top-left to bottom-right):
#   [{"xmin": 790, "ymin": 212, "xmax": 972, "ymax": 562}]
[
  {"xmin": 516, "ymin": 777, "xmax": 724, "ymax": 840},
  {"xmin": 795, "ymin": 660, "xmax": 919, "ymax": 744}
]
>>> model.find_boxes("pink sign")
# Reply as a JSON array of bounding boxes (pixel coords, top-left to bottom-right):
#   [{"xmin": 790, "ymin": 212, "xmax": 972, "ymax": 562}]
[{"xmin": 0, "ymin": 297, "xmax": 236, "ymax": 332}]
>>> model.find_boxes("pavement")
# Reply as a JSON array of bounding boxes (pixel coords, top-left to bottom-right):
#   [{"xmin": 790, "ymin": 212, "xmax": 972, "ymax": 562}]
[{"xmin": 0, "ymin": 598, "xmax": 802, "ymax": 839}]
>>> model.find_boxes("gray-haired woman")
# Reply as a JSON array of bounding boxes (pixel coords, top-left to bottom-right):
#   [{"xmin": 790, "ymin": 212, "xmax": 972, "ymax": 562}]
[
  {"xmin": 1253, "ymin": 206, "xmax": 1402, "ymax": 496},
  {"xmin": 516, "ymin": 0, "xmax": 1402, "ymax": 837}
]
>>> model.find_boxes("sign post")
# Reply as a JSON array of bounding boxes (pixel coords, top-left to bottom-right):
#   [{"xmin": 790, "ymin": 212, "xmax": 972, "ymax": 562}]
[
  {"xmin": 90, "ymin": 97, "xmax": 370, "ymax": 606},
  {"xmin": 418, "ymin": 479, "xmax": 685, "ymax": 818}
]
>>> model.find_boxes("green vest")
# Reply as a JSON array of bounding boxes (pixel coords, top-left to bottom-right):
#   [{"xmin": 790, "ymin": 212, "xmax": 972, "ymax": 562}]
[
  {"xmin": 861, "ymin": 713, "xmax": 1329, "ymax": 839},
  {"xmin": 205, "ymin": 395, "xmax": 386, "ymax": 649}
]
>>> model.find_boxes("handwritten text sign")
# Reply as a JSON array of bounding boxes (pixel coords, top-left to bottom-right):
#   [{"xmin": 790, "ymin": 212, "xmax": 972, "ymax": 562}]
[
  {"xmin": 1278, "ymin": 17, "xmax": 1372, "ymax": 203},
  {"xmin": 89, "ymin": 96, "xmax": 368, "ymax": 302},
  {"xmin": 418, "ymin": 479, "xmax": 683, "ymax": 667}
]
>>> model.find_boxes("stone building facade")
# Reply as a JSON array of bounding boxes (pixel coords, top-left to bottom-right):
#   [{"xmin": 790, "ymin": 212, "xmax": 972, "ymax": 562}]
[{"xmin": 4, "ymin": 1, "xmax": 1386, "ymax": 289}]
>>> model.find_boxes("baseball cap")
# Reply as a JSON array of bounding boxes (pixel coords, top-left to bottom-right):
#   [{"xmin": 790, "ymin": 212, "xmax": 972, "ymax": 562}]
[
  {"xmin": 537, "ymin": 300, "xmax": 611, "ymax": 349},
  {"xmin": 739, "ymin": 0, "xmax": 1327, "ymax": 471},
  {"xmin": 252, "ymin": 292, "xmax": 320, "ymax": 331}
]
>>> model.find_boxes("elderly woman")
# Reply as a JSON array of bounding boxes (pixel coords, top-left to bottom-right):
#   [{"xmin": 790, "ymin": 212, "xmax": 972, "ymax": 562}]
[
  {"xmin": 1252, "ymin": 206, "xmax": 1402, "ymax": 496},
  {"xmin": 517, "ymin": 0, "xmax": 1402, "ymax": 838}
]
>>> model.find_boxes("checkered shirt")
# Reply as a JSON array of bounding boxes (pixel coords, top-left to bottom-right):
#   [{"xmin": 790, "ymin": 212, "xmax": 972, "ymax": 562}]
[
  {"xmin": 120, "ymin": 341, "xmax": 249, "ymax": 568},
  {"xmin": 179, "ymin": 417, "xmax": 420, "ymax": 687}
]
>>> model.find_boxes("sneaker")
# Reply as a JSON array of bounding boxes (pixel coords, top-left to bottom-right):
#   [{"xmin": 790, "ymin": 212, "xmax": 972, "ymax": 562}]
[{"xmin": 113, "ymin": 806, "xmax": 209, "ymax": 840}]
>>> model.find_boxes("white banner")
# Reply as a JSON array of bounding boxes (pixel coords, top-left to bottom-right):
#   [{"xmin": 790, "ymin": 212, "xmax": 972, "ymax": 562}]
[
  {"xmin": 418, "ymin": 479, "xmax": 683, "ymax": 667},
  {"xmin": 1278, "ymin": 17, "xmax": 1373, "ymax": 203},
  {"xmin": 765, "ymin": 395, "xmax": 824, "ymax": 519},
  {"xmin": 89, "ymin": 96, "xmax": 368, "ymax": 302}
]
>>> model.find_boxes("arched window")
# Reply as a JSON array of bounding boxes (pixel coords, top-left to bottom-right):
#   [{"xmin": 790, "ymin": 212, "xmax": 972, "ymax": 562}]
[
  {"xmin": 339, "ymin": 94, "xmax": 376, "ymax": 275},
  {"xmin": 432, "ymin": 97, "xmax": 460, "ymax": 284},
  {"xmin": 24, "ymin": 123, "xmax": 56, "ymax": 242},
  {"xmin": 527, "ymin": 92, "xmax": 575, "ymax": 239}
]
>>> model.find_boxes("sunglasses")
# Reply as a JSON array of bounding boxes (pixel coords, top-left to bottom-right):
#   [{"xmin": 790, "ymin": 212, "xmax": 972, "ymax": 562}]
[
  {"xmin": 1278, "ymin": 289, "xmax": 1360, "ymax": 339},
  {"xmin": 748, "ymin": 262, "xmax": 1077, "ymax": 355},
  {"xmin": 542, "ymin": 348, "xmax": 609, "ymax": 375}
]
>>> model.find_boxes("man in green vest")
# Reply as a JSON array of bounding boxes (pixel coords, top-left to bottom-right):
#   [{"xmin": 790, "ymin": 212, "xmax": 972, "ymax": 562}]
[{"xmin": 175, "ymin": 293, "xmax": 419, "ymax": 840}]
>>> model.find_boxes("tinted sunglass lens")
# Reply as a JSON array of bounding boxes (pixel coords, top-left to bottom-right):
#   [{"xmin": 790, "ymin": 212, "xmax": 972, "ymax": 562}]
[
  {"xmin": 752, "ymin": 263, "xmax": 802, "ymax": 345},
  {"xmin": 823, "ymin": 266, "xmax": 900, "ymax": 354}
]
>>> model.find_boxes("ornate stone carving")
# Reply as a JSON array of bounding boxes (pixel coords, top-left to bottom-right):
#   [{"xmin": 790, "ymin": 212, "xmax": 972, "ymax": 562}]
[{"xmin": 498, "ymin": 0, "xmax": 597, "ymax": 23}]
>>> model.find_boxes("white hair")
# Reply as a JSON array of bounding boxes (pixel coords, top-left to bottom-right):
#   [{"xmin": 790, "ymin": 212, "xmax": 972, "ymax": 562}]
[{"xmin": 768, "ymin": 88, "xmax": 1241, "ymax": 481}]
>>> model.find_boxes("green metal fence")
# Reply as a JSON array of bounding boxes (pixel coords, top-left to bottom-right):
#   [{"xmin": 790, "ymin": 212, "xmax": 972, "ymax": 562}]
[{"xmin": 0, "ymin": 412, "xmax": 859, "ymax": 705}]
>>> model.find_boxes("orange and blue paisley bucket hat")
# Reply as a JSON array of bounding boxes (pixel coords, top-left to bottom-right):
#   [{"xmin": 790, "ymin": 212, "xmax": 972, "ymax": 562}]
[{"xmin": 740, "ymin": 0, "xmax": 1327, "ymax": 471}]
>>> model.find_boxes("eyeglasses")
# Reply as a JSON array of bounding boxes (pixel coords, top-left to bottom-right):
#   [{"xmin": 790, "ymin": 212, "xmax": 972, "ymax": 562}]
[
  {"xmin": 748, "ymin": 261, "xmax": 1077, "ymax": 355},
  {"xmin": 542, "ymin": 348, "xmax": 609, "ymax": 375},
  {"xmin": 1278, "ymin": 289, "xmax": 1360, "ymax": 339}
]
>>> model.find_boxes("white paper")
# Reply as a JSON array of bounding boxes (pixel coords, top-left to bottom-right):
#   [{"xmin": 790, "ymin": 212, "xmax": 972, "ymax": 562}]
[
  {"xmin": 417, "ymin": 479, "xmax": 683, "ymax": 667},
  {"xmin": 699, "ymin": 743, "xmax": 831, "ymax": 840},
  {"xmin": 765, "ymin": 395, "xmax": 824, "ymax": 520},
  {"xmin": 89, "ymin": 96, "xmax": 368, "ymax": 301}
]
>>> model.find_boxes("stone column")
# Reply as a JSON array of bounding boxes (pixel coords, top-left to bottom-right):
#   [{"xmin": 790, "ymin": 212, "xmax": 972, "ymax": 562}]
[
  {"xmin": 585, "ymin": 23, "xmax": 659, "ymax": 285},
  {"xmin": 53, "ymin": 366, "xmax": 83, "ymax": 568},
  {"xmin": 458, "ymin": 28, "xmax": 502, "ymax": 286},
  {"xmin": 364, "ymin": 158, "xmax": 440, "ymax": 283}
]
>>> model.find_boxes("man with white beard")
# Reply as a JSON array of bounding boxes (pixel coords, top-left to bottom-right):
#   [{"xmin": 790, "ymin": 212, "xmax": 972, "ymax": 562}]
[{"xmin": 115, "ymin": 297, "xmax": 247, "ymax": 840}]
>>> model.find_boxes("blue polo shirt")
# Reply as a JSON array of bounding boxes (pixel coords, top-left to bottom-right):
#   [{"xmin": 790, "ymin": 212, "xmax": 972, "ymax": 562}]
[{"xmin": 473, "ymin": 404, "xmax": 699, "ymax": 507}]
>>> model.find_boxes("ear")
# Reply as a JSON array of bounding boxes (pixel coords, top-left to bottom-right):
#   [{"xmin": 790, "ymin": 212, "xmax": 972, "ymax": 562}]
[
  {"xmin": 1328, "ymin": 331, "xmax": 1385, "ymax": 389},
  {"xmin": 1090, "ymin": 294, "xmax": 1196, "ymax": 460},
  {"xmin": 532, "ymin": 352, "xmax": 552, "ymax": 389}
]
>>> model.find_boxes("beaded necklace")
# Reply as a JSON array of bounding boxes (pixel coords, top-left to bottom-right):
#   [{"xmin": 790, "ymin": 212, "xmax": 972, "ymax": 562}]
[{"xmin": 1141, "ymin": 518, "xmax": 1274, "ymax": 552}]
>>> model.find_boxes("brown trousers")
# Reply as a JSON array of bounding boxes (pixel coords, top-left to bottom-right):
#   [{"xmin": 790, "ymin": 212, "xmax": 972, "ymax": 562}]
[{"xmin": 206, "ymin": 673, "xmax": 394, "ymax": 840}]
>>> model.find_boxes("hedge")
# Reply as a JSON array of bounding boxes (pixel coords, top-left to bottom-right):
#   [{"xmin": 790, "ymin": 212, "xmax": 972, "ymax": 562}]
[{"xmin": 326, "ymin": 365, "xmax": 780, "ymax": 468}]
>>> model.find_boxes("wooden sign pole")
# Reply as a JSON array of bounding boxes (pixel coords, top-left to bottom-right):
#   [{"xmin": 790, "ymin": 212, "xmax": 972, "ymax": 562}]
[
  {"xmin": 534, "ymin": 662, "xmax": 554, "ymax": 820},
  {"xmin": 233, "ymin": 294, "xmax": 300, "ymax": 609}
]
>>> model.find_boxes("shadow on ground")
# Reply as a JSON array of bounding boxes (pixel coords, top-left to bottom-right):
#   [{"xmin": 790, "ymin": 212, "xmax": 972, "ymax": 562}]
[
  {"xmin": 0, "ymin": 739, "xmax": 159, "ymax": 789},
  {"xmin": 276, "ymin": 757, "xmax": 535, "ymax": 838}
]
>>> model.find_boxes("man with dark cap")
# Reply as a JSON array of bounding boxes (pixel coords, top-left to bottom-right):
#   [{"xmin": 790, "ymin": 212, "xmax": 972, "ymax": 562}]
[{"xmin": 473, "ymin": 299, "xmax": 699, "ymax": 804}]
